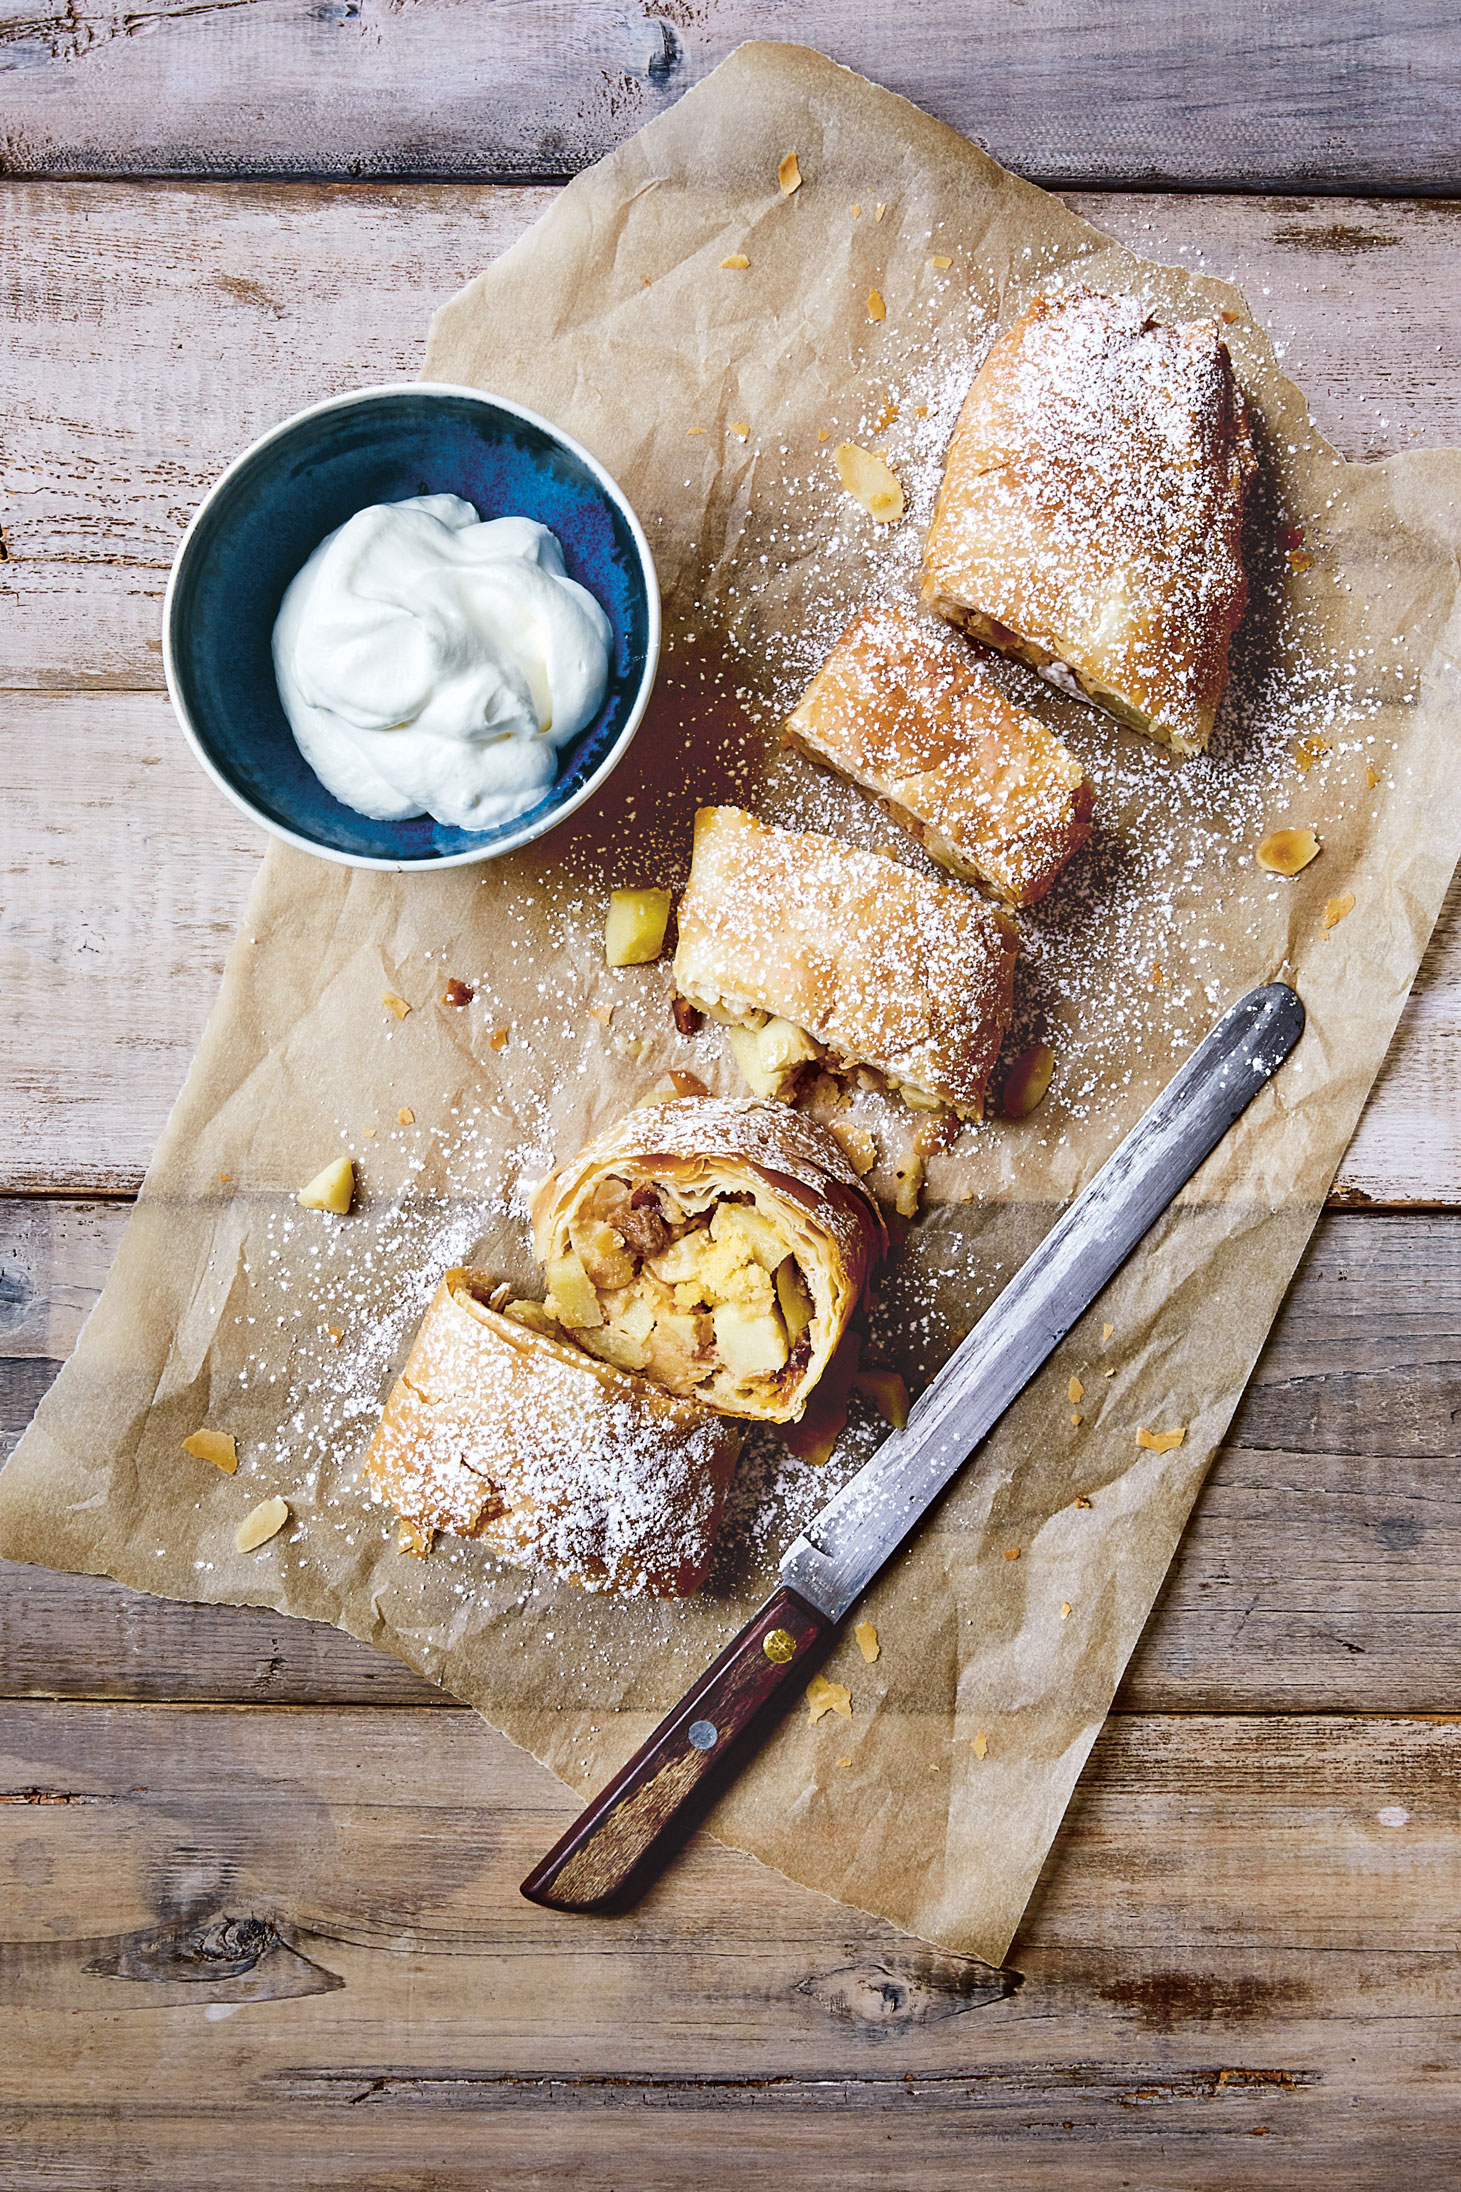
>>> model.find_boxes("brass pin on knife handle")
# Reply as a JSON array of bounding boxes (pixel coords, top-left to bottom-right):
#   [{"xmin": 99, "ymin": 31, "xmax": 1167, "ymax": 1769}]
[{"xmin": 520, "ymin": 1585, "xmax": 831, "ymax": 1913}]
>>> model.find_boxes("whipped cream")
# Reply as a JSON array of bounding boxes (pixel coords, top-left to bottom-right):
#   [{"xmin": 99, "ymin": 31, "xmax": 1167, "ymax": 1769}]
[{"xmin": 272, "ymin": 494, "xmax": 613, "ymax": 830}]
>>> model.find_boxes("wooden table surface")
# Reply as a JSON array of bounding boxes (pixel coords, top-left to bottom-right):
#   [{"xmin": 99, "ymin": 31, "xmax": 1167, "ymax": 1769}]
[{"xmin": 3, "ymin": 12, "xmax": 1460, "ymax": 2187}]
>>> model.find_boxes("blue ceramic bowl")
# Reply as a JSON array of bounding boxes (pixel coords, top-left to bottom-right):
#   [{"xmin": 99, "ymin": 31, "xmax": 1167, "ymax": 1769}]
[{"xmin": 163, "ymin": 383, "xmax": 660, "ymax": 869}]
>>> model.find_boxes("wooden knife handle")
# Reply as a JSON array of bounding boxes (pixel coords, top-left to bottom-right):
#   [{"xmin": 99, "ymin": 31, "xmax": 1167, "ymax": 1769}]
[{"xmin": 520, "ymin": 1585, "xmax": 833, "ymax": 1913}]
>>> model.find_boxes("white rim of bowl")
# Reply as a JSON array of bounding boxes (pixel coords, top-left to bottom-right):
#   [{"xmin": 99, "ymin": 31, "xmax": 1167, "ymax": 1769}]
[{"xmin": 161, "ymin": 380, "xmax": 662, "ymax": 872}]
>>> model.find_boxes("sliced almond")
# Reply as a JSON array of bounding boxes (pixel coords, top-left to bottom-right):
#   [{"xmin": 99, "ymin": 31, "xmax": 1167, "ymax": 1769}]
[
  {"xmin": 672, "ymin": 995, "xmax": 704, "ymax": 1036},
  {"xmin": 298, "ymin": 1157, "xmax": 354, "ymax": 1215},
  {"xmin": 855, "ymin": 1619, "xmax": 880, "ymax": 1663},
  {"xmin": 1323, "ymin": 891, "xmax": 1356, "ymax": 930},
  {"xmin": 720, "ymin": 253, "xmax": 749, "ymax": 269},
  {"xmin": 778, "ymin": 151, "xmax": 802, "ymax": 195},
  {"xmin": 670, "ymin": 1068, "xmax": 709, "ymax": 1098},
  {"xmin": 589, "ymin": 1002, "xmax": 614, "ymax": 1028},
  {"xmin": 829, "ymin": 1120, "xmax": 878, "ymax": 1176},
  {"xmin": 806, "ymin": 1673, "xmax": 852, "ymax": 1724},
  {"xmin": 1137, "ymin": 1425, "xmax": 1186, "ymax": 1453},
  {"xmin": 1102, "ymin": 1322, "xmax": 1114, "ymax": 1342},
  {"xmin": 382, "ymin": 992, "xmax": 411, "ymax": 1020},
  {"xmin": 182, "ymin": 1429, "xmax": 237, "ymax": 1474},
  {"xmin": 834, "ymin": 441, "xmax": 904, "ymax": 523},
  {"xmin": 729, "ymin": 421, "xmax": 750, "ymax": 439},
  {"xmin": 866, "ymin": 288, "xmax": 886, "ymax": 322},
  {"xmin": 1002, "ymin": 1041, "xmax": 1055, "ymax": 1119},
  {"xmin": 397, "ymin": 1519, "xmax": 433, "ymax": 1557},
  {"xmin": 874, "ymin": 202, "xmax": 886, "ymax": 221},
  {"xmin": 235, "ymin": 1495, "xmax": 289, "ymax": 1553},
  {"xmin": 1256, "ymin": 827, "xmax": 1320, "ymax": 876}
]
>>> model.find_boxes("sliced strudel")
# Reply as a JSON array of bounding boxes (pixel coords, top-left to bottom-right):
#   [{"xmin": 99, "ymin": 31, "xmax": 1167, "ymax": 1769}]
[
  {"xmin": 674, "ymin": 806, "xmax": 1017, "ymax": 1119},
  {"xmin": 922, "ymin": 286, "xmax": 1257, "ymax": 757},
  {"xmin": 533, "ymin": 1097, "xmax": 883, "ymax": 1425},
  {"xmin": 784, "ymin": 601, "xmax": 1093, "ymax": 906},
  {"xmin": 364, "ymin": 1269, "xmax": 740, "ymax": 1596}
]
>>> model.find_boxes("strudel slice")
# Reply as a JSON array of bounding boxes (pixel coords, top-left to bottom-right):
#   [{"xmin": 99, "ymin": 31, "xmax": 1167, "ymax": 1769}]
[
  {"xmin": 364, "ymin": 1269, "xmax": 740, "ymax": 1597},
  {"xmin": 785, "ymin": 601, "xmax": 1093, "ymax": 906},
  {"xmin": 533, "ymin": 1098, "xmax": 883, "ymax": 1425},
  {"xmin": 922, "ymin": 286, "xmax": 1257, "ymax": 757},
  {"xmin": 674, "ymin": 806, "xmax": 1017, "ymax": 1120}
]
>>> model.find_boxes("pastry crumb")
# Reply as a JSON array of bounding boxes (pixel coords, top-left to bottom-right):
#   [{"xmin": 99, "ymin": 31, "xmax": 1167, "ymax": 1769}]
[
  {"xmin": 441, "ymin": 977, "xmax": 474, "ymax": 1007},
  {"xmin": 489, "ymin": 1027, "xmax": 510, "ymax": 1051},
  {"xmin": 1002, "ymin": 1042, "xmax": 1055, "ymax": 1118},
  {"xmin": 778, "ymin": 152, "xmax": 801, "ymax": 195},
  {"xmin": 1102, "ymin": 1322, "xmax": 1114, "ymax": 1342},
  {"xmin": 1073, "ymin": 1494, "xmax": 1092, "ymax": 1509},
  {"xmin": 867, "ymin": 289, "xmax": 886, "ymax": 322},
  {"xmin": 382, "ymin": 992, "xmax": 411, "ymax": 1020},
  {"xmin": 1004, "ymin": 1546, "xmax": 1020, "ymax": 1562},
  {"xmin": 397, "ymin": 1106, "xmax": 414, "ymax": 1126},
  {"xmin": 1323, "ymin": 891, "xmax": 1356, "ymax": 930},
  {"xmin": 855, "ymin": 1619, "xmax": 881, "ymax": 1663},
  {"xmin": 589, "ymin": 1002, "xmax": 614, "ymax": 1028},
  {"xmin": 1068, "ymin": 1376, "xmax": 1084, "ymax": 1405},
  {"xmin": 720, "ymin": 253, "xmax": 749, "ymax": 269},
  {"xmin": 1060, "ymin": 1601, "xmax": 1072, "ymax": 1620},
  {"xmin": 931, "ymin": 253, "xmax": 952, "ymax": 268},
  {"xmin": 972, "ymin": 1729, "xmax": 988, "ymax": 1758},
  {"xmin": 1137, "ymin": 1425, "xmax": 1186, "ymax": 1452}
]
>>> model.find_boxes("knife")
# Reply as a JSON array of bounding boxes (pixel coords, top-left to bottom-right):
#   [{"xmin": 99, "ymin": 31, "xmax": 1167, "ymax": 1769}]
[{"xmin": 521, "ymin": 980, "xmax": 1305, "ymax": 1913}]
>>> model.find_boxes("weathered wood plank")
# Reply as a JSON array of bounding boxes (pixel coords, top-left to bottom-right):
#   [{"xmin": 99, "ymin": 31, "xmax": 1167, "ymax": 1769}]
[
  {"xmin": 7, "ymin": 185, "xmax": 1461, "ymax": 692},
  {"xmin": 3, "ymin": 1205, "xmax": 1456, "ymax": 1711},
  {"xmin": 2, "ymin": 183, "xmax": 1459, "ymax": 1200},
  {"xmin": 0, "ymin": 1700, "xmax": 1456, "ymax": 2186},
  {"xmin": 2, "ymin": 5, "xmax": 1459, "ymax": 196}
]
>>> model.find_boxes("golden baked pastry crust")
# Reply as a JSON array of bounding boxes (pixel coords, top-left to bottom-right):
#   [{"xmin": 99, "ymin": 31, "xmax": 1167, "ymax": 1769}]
[
  {"xmin": 921, "ymin": 286, "xmax": 1257, "ymax": 757},
  {"xmin": 784, "ymin": 601, "xmax": 1093, "ymax": 906},
  {"xmin": 674, "ymin": 805, "xmax": 1017, "ymax": 1119},
  {"xmin": 363, "ymin": 1269, "xmax": 740, "ymax": 1597},
  {"xmin": 532, "ymin": 1097, "xmax": 884, "ymax": 1425}
]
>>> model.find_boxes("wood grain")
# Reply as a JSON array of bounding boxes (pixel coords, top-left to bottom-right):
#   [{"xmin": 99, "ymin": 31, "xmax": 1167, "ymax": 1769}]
[
  {"xmin": 0, "ymin": 1698, "xmax": 1457, "ymax": 2185},
  {"xmin": 3, "ymin": 1204, "xmax": 1456, "ymax": 1713},
  {"xmin": 2, "ymin": 182, "xmax": 1459, "ymax": 1200},
  {"xmin": 2, "ymin": 5, "xmax": 1459, "ymax": 196}
]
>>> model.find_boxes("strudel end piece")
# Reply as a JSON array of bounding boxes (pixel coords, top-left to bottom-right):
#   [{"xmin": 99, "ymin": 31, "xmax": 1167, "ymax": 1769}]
[
  {"xmin": 921, "ymin": 286, "xmax": 1257, "ymax": 758},
  {"xmin": 784, "ymin": 601, "xmax": 1093, "ymax": 906},
  {"xmin": 674, "ymin": 805, "xmax": 1017, "ymax": 1119},
  {"xmin": 363, "ymin": 1269, "xmax": 740, "ymax": 1597},
  {"xmin": 532, "ymin": 1098, "xmax": 883, "ymax": 1425}
]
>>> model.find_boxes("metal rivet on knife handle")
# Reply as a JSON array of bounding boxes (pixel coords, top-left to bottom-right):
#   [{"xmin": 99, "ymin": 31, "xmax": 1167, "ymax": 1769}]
[{"xmin": 762, "ymin": 1628, "xmax": 796, "ymax": 1663}]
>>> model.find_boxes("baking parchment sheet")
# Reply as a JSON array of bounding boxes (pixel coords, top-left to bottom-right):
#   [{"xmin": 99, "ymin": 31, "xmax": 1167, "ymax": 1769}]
[{"xmin": 4, "ymin": 43, "xmax": 1459, "ymax": 1964}]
